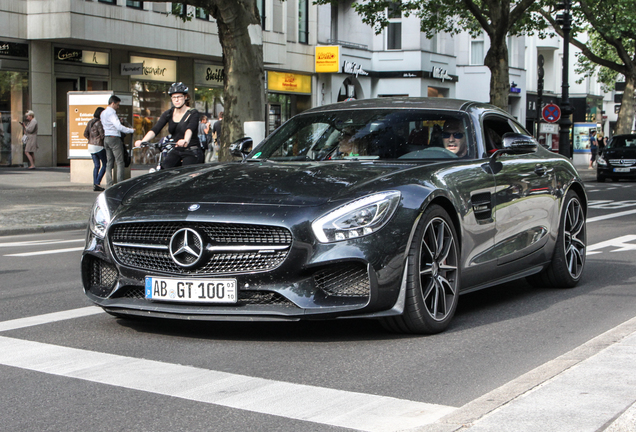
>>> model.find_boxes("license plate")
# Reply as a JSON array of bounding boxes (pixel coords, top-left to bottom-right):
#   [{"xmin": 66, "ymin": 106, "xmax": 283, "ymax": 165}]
[
  {"xmin": 145, "ymin": 277, "xmax": 237, "ymax": 303},
  {"xmin": 613, "ymin": 167, "xmax": 630, "ymax": 173}
]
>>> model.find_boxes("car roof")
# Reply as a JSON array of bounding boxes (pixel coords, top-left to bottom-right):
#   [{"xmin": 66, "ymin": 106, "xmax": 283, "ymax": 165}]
[{"xmin": 303, "ymin": 97, "xmax": 506, "ymax": 116}]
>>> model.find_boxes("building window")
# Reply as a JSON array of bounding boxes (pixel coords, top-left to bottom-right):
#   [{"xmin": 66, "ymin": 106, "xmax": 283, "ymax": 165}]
[
  {"xmin": 257, "ymin": 0, "xmax": 266, "ymax": 28},
  {"xmin": 298, "ymin": 0, "xmax": 309, "ymax": 44},
  {"xmin": 507, "ymin": 35, "xmax": 517, "ymax": 68},
  {"xmin": 195, "ymin": 7, "xmax": 208, "ymax": 20},
  {"xmin": 126, "ymin": 1, "xmax": 143, "ymax": 8},
  {"xmin": 172, "ymin": 3, "xmax": 186, "ymax": 16},
  {"xmin": 470, "ymin": 35, "xmax": 484, "ymax": 65},
  {"xmin": 386, "ymin": 2, "xmax": 401, "ymax": 50},
  {"xmin": 98, "ymin": 0, "xmax": 116, "ymax": 4}
]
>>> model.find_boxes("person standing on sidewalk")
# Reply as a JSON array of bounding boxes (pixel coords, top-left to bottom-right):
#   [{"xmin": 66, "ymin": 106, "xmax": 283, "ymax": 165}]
[
  {"xmin": 101, "ymin": 95, "xmax": 134, "ymax": 186},
  {"xmin": 589, "ymin": 129, "xmax": 598, "ymax": 169},
  {"xmin": 20, "ymin": 110, "xmax": 38, "ymax": 169},
  {"xmin": 211, "ymin": 111, "xmax": 223, "ymax": 161},
  {"xmin": 84, "ymin": 107, "xmax": 107, "ymax": 191}
]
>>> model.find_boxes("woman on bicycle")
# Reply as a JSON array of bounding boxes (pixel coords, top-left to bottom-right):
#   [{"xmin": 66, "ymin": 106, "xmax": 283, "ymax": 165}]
[{"xmin": 134, "ymin": 82, "xmax": 202, "ymax": 168}]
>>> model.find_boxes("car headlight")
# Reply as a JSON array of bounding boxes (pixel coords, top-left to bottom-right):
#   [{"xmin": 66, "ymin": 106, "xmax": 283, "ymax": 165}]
[
  {"xmin": 312, "ymin": 191, "xmax": 401, "ymax": 243},
  {"xmin": 89, "ymin": 192, "xmax": 112, "ymax": 238},
  {"xmin": 597, "ymin": 155, "xmax": 607, "ymax": 166}
]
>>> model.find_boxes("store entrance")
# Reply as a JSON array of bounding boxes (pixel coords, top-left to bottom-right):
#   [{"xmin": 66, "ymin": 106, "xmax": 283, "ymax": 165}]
[{"xmin": 56, "ymin": 78, "xmax": 77, "ymax": 166}]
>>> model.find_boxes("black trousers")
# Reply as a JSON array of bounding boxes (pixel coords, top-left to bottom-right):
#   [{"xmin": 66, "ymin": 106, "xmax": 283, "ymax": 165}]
[{"xmin": 164, "ymin": 146, "xmax": 204, "ymax": 168}]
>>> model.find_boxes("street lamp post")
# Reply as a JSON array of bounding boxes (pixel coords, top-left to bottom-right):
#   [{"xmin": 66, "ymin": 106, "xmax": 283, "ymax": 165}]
[{"xmin": 557, "ymin": 0, "xmax": 573, "ymax": 158}]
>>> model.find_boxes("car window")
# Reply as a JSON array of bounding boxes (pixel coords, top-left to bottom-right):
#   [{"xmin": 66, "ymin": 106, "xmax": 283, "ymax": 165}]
[
  {"xmin": 250, "ymin": 110, "xmax": 476, "ymax": 161},
  {"xmin": 482, "ymin": 116, "xmax": 518, "ymax": 155},
  {"xmin": 608, "ymin": 136, "xmax": 636, "ymax": 148}
]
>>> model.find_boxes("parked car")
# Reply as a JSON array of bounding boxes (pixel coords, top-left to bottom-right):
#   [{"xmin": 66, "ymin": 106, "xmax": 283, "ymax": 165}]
[
  {"xmin": 596, "ymin": 134, "xmax": 636, "ymax": 182},
  {"xmin": 81, "ymin": 98, "xmax": 587, "ymax": 334}
]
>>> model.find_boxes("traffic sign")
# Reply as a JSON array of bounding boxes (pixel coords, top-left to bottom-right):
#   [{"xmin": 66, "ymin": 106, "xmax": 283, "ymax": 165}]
[{"xmin": 542, "ymin": 103, "xmax": 561, "ymax": 123}]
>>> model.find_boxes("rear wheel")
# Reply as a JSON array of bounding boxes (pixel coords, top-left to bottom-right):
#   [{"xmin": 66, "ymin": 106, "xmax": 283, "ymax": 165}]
[
  {"xmin": 527, "ymin": 190, "xmax": 586, "ymax": 288},
  {"xmin": 382, "ymin": 205, "xmax": 459, "ymax": 334}
]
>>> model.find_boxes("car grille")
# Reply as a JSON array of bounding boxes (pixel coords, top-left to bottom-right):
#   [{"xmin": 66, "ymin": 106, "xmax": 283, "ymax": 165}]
[
  {"xmin": 313, "ymin": 263, "xmax": 370, "ymax": 297},
  {"xmin": 608, "ymin": 159, "xmax": 636, "ymax": 166},
  {"xmin": 85, "ymin": 256, "xmax": 119, "ymax": 298},
  {"xmin": 110, "ymin": 222, "xmax": 292, "ymax": 275},
  {"xmin": 111, "ymin": 286, "xmax": 297, "ymax": 307}
]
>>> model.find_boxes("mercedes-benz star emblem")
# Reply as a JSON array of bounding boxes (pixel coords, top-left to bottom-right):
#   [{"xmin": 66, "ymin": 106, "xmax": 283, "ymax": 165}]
[
  {"xmin": 188, "ymin": 204, "xmax": 200, "ymax": 211},
  {"xmin": 169, "ymin": 228, "xmax": 204, "ymax": 268}
]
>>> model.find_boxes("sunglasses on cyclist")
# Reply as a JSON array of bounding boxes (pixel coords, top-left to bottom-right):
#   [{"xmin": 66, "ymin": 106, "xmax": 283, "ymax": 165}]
[{"xmin": 442, "ymin": 132, "xmax": 464, "ymax": 139}]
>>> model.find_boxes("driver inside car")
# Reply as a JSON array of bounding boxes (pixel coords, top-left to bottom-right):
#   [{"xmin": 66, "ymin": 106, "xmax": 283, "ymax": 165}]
[{"xmin": 442, "ymin": 120, "xmax": 468, "ymax": 158}]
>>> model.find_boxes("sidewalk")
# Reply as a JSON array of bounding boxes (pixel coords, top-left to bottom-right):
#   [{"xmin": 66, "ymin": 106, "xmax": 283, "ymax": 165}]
[{"xmin": 0, "ymin": 166, "xmax": 146, "ymax": 236}]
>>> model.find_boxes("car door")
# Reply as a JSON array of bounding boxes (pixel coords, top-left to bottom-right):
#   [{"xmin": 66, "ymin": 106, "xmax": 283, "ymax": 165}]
[{"xmin": 483, "ymin": 114, "xmax": 557, "ymax": 269}]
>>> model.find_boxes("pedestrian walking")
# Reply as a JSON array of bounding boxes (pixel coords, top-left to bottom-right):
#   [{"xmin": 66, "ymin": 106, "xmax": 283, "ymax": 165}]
[
  {"xmin": 20, "ymin": 110, "xmax": 38, "ymax": 169},
  {"xmin": 101, "ymin": 95, "xmax": 134, "ymax": 186},
  {"xmin": 84, "ymin": 107, "xmax": 107, "ymax": 191},
  {"xmin": 589, "ymin": 129, "xmax": 598, "ymax": 169},
  {"xmin": 212, "ymin": 111, "xmax": 223, "ymax": 161}
]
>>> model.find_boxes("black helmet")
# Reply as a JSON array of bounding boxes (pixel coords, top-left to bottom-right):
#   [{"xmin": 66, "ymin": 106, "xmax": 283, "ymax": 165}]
[{"xmin": 168, "ymin": 82, "xmax": 189, "ymax": 95}]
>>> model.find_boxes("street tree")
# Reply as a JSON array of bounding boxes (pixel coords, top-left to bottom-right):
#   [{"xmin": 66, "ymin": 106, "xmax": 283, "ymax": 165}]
[
  {"xmin": 153, "ymin": 0, "xmax": 264, "ymax": 161},
  {"xmin": 542, "ymin": 0, "xmax": 636, "ymax": 134},
  {"xmin": 318, "ymin": 0, "xmax": 551, "ymax": 110}
]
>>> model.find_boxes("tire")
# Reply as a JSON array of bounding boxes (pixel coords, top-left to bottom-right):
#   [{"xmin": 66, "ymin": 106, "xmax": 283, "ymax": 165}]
[
  {"xmin": 596, "ymin": 174, "xmax": 605, "ymax": 182},
  {"xmin": 527, "ymin": 190, "xmax": 586, "ymax": 288},
  {"xmin": 382, "ymin": 205, "xmax": 460, "ymax": 334}
]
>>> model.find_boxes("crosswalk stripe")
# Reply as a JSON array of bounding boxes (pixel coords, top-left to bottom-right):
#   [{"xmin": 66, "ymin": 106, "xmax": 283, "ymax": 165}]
[{"xmin": 0, "ymin": 335, "xmax": 456, "ymax": 431}]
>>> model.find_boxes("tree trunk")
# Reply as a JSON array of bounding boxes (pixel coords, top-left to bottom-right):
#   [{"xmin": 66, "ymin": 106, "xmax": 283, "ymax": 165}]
[
  {"xmin": 484, "ymin": 33, "xmax": 510, "ymax": 111},
  {"xmin": 214, "ymin": 1, "xmax": 265, "ymax": 161},
  {"xmin": 615, "ymin": 71, "xmax": 635, "ymax": 135}
]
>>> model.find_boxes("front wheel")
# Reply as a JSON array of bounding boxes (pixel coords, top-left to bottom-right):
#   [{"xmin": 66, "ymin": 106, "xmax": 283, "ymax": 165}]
[
  {"xmin": 382, "ymin": 205, "xmax": 459, "ymax": 334},
  {"xmin": 527, "ymin": 190, "xmax": 586, "ymax": 288}
]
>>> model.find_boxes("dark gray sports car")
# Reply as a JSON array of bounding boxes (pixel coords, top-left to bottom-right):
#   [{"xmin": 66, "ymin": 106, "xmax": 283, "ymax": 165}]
[{"xmin": 82, "ymin": 98, "xmax": 587, "ymax": 334}]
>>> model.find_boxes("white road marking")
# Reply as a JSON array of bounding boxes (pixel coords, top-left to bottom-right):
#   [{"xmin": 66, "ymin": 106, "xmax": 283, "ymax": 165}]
[
  {"xmin": 0, "ymin": 307, "xmax": 456, "ymax": 431},
  {"xmin": 0, "ymin": 239, "xmax": 84, "ymax": 248},
  {"xmin": 0, "ymin": 335, "xmax": 455, "ymax": 431},
  {"xmin": 586, "ymin": 235, "xmax": 636, "ymax": 256},
  {"xmin": 587, "ymin": 209, "xmax": 636, "ymax": 223},
  {"xmin": 0, "ymin": 306, "xmax": 104, "ymax": 332},
  {"xmin": 4, "ymin": 246, "xmax": 84, "ymax": 257}
]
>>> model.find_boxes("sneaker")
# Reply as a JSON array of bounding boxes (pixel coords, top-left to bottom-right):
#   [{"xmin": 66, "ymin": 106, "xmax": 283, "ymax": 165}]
[{"xmin": 94, "ymin": 185, "xmax": 105, "ymax": 192}]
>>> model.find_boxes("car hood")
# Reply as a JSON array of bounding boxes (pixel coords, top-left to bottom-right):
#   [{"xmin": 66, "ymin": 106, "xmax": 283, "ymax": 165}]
[
  {"xmin": 121, "ymin": 161, "xmax": 424, "ymax": 207},
  {"xmin": 602, "ymin": 147, "xmax": 636, "ymax": 160}
]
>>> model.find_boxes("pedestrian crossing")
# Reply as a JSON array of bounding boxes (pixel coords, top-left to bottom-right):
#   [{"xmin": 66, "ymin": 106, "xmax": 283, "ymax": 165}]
[{"xmin": 1, "ymin": 238, "xmax": 84, "ymax": 257}]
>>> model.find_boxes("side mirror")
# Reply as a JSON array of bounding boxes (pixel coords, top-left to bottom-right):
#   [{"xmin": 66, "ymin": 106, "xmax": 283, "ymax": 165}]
[
  {"xmin": 501, "ymin": 133, "xmax": 538, "ymax": 153},
  {"xmin": 229, "ymin": 137, "xmax": 253, "ymax": 160}
]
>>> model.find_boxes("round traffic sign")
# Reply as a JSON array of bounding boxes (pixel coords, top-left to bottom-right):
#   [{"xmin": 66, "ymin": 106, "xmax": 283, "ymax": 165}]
[{"xmin": 542, "ymin": 103, "xmax": 561, "ymax": 123}]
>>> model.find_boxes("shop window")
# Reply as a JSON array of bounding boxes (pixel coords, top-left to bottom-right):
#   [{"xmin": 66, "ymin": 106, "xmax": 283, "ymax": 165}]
[
  {"xmin": 386, "ymin": 2, "xmax": 401, "ymax": 50},
  {"xmin": 126, "ymin": 1, "xmax": 143, "ymax": 9},
  {"xmin": 194, "ymin": 87, "xmax": 224, "ymax": 119},
  {"xmin": 0, "ymin": 71, "xmax": 29, "ymax": 166},
  {"xmin": 130, "ymin": 81, "xmax": 172, "ymax": 165},
  {"xmin": 298, "ymin": 0, "xmax": 309, "ymax": 44}
]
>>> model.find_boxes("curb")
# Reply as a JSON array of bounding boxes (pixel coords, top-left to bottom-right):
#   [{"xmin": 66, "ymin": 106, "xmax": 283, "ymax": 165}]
[{"xmin": 0, "ymin": 222, "xmax": 87, "ymax": 237}]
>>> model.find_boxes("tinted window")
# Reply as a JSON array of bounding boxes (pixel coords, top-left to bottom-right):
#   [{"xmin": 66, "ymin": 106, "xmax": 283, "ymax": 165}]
[{"xmin": 250, "ymin": 110, "xmax": 475, "ymax": 161}]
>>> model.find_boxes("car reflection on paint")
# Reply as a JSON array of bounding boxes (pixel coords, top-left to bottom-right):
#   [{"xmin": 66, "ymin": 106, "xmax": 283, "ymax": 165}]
[{"xmin": 81, "ymin": 98, "xmax": 587, "ymax": 334}]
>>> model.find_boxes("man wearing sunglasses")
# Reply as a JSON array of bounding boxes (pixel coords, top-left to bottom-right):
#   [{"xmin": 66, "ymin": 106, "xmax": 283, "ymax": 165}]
[{"xmin": 442, "ymin": 119, "xmax": 468, "ymax": 158}]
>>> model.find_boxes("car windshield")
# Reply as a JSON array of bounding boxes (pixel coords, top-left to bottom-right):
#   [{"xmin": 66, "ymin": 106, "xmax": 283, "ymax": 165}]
[
  {"xmin": 249, "ymin": 109, "xmax": 474, "ymax": 161},
  {"xmin": 608, "ymin": 136, "xmax": 636, "ymax": 149}
]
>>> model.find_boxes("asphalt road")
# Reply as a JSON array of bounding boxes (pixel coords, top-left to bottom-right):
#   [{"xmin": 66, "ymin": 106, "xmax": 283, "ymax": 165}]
[{"xmin": 1, "ymin": 179, "xmax": 636, "ymax": 431}]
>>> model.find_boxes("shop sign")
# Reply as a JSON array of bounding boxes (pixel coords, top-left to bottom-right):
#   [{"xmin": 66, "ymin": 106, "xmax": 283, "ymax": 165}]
[
  {"xmin": 0, "ymin": 41, "xmax": 28, "ymax": 58},
  {"xmin": 342, "ymin": 61, "xmax": 368, "ymax": 78},
  {"xmin": 54, "ymin": 48, "xmax": 109, "ymax": 65},
  {"xmin": 432, "ymin": 67, "xmax": 452, "ymax": 82},
  {"xmin": 315, "ymin": 46, "xmax": 340, "ymax": 73},
  {"xmin": 121, "ymin": 63, "xmax": 143, "ymax": 75},
  {"xmin": 129, "ymin": 56, "xmax": 177, "ymax": 82},
  {"xmin": 268, "ymin": 71, "xmax": 311, "ymax": 94},
  {"xmin": 195, "ymin": 63, "xmax": 225, "ymax": 87}
]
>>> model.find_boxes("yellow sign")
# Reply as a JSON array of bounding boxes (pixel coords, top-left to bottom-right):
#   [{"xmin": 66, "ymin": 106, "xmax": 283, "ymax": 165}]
[
  {"xmin": 268, "ymin": 71, "xmax": 312, "ymax": 94},
  {"xmin": 315, "ymin": 46, "xmax": 340, "ymax": 73}
]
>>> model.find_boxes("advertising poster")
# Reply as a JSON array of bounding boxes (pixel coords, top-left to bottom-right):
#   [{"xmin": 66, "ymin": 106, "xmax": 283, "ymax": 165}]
[{"xmin": 573, "ymin": 123, "xmax": 598, "ymax": 153}]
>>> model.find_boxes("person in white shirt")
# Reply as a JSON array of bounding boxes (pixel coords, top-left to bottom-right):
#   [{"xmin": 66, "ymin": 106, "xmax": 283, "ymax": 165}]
[{"xmin": 100, "ymin": 95, "xmax": 134, "ymax": 186}]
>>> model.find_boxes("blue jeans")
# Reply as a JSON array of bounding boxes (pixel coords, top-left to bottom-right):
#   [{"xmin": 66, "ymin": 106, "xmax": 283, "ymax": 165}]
[{"xmin": 91, "ymin": 149, "xmax": 107, "ymax": 186}]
